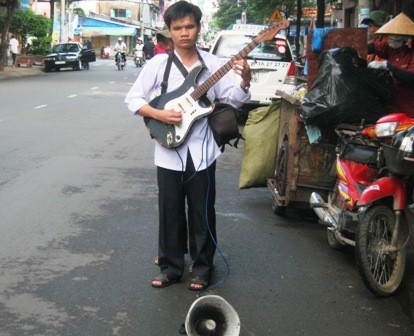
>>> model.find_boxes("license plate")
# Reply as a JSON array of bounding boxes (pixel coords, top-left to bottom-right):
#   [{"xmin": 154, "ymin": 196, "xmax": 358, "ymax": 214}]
[{"xmin": 55, "ymin": 61, "xmax": 65, "ymax": 64}]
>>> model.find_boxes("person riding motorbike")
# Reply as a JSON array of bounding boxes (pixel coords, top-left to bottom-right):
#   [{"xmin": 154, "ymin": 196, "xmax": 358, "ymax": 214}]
[
  {"xmin": 114, "ymin": 37, "xmax": 127, "ymax": 64},
  {"xmin": 134, "ymin": 38, "xmax": 144, "ymax": 66}
]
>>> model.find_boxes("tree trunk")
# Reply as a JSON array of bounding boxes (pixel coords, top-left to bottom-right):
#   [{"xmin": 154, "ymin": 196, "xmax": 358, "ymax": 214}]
[
  {"xmin": 49, "ymin": 0, "xmax": 55, "ymax": 38},
  {"xmin": 0, "ymin": 4, "xmax": 17, "ymax": 69}
]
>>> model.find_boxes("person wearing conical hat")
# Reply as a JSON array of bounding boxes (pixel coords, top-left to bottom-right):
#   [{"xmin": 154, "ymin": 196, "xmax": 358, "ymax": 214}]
[{"xmin": 367, "ymin": 12, "xmax": 414, "ymax": 115}]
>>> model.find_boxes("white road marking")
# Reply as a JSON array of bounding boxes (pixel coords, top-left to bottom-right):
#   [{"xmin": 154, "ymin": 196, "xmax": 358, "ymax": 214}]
[
  {"xmin": 68, "ymin": 94, "xmax": 77, "ymax": 98},
  {"xmin": 34, "ymin": 105, "xmax": 47, "ymax": 109},
  {"xmin": 109, "ymin": 81, "xmax": 115, "ymax": 84},
  {"xmin": 90, "ymin": 87, "xmax": 99, "ymax": 90}
]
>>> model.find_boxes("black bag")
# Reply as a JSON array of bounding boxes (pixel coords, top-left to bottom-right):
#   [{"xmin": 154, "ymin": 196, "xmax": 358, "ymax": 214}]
[
  {"xmin": 301, "ymin": 47, "xmax": 393, "ymax": 127},
  {"xmin": 208, "ymin": 103, "xmax": 242, "ymax": 149}
]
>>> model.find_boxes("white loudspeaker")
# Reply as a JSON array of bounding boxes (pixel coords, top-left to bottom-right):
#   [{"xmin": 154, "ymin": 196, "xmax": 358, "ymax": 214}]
[{"xmin": 185, "ymin": 295, "xmax": 240, "ymax": 336}]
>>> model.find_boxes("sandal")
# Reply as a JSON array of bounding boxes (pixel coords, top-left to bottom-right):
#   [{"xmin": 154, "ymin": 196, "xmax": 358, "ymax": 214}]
[
  {"xmin": 188, "ymin": 276, "xmax": 210, "ymax": 291},
  {"xmin": 154, "ymin": 256, "xmax": 159, "ymax": 265},
  {"xmin": 151, "ymin": 274, "xmax": 179, "ymax": 289}
]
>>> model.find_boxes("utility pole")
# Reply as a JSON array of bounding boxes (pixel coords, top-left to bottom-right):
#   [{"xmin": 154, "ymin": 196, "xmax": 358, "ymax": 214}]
[
  {"xmin": 237, "ymin": 0, "xmax": 246, "ymax": 24},
  {"xmin": 60, "ymin": 0, "xmax": 65, "ymax": 42}
]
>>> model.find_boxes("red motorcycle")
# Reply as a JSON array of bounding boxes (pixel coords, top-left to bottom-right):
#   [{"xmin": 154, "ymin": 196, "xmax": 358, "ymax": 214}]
[
  {"xmin": 310, "ymin": 113, "xmax": 414, "ymax": 297},
  {"xmin": 356, "ymin": 122, "xmax": 414, "ymax": 297}
]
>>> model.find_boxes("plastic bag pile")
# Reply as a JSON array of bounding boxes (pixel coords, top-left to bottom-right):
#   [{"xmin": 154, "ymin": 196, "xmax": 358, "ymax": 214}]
[{"xmin": 301, "ymin": 47, "xmax": 393, "ymax": 127}]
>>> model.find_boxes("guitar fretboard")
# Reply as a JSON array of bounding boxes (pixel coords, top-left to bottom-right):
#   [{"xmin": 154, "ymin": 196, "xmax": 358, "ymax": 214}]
[
  {"xmin": 190, "ymin": 21, "xmax": 286, "ymax": 101},
  {"xmin": 190, "ymin": 37, "xmax": 260, "ymax": 101}
]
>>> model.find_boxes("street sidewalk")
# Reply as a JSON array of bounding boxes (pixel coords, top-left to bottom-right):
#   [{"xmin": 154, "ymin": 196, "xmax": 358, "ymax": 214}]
[{"xmin": 0, "ymin": 64, "xmax": 45, "ymax": 81}]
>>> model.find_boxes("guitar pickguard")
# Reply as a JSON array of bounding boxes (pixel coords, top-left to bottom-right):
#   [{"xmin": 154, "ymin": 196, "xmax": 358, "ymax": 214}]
[{"xmin": 165, "ymin": 88, "xmax": 213, "ymax": 146}]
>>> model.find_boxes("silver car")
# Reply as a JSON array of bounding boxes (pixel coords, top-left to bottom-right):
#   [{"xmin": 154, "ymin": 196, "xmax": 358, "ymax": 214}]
[{"xmin": 210, "ymin": 24, "xmax": 297, "ymax": 106}]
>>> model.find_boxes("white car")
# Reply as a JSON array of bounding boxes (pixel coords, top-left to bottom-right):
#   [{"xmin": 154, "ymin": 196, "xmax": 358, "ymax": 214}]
[{"xmin": 209, "ymin": 24, "xmax": 297, "ymax": 107}]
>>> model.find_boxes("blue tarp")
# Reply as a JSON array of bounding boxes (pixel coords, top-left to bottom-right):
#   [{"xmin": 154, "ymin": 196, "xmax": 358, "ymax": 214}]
[{"xmin": 289, "ymin": 27, "xmax": 307, "ymax": 36}]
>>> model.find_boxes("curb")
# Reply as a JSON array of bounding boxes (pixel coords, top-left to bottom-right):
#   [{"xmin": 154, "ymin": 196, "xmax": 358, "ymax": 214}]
[{"xmin": 0, "ymin": 66, "xmax": 45, "ymax": 81}]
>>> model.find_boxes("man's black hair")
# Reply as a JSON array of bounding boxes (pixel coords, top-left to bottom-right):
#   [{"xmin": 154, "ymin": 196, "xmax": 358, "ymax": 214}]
[{"xmin": 164, "ymin": 0, "xmax": 202, "ymax": 28}]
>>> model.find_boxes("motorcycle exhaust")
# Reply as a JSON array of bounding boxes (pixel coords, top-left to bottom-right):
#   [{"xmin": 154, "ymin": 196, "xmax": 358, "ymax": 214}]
[{"xmin": 310, "ymin": 192, "xmax": 338, "ymax": 229}]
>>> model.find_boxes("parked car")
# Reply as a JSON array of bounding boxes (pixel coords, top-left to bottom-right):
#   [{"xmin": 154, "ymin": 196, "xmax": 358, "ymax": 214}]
[
  {"xmin": 44, "ymin": 42, "xmax": 96, "ymax": 72},
  {"xmin": 209, "ymin": 24, "xmax": 297, "ymax": 108}
]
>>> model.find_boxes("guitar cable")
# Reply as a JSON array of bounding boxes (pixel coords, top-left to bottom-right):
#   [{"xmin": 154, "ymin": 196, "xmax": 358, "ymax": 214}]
[
  {"xmin": 175, "ymin": 122, "xmax": 230, "ymax": 295},
  {"xmin": 199, "ymin": 125, "xmax": 230, "ymax": 295}
]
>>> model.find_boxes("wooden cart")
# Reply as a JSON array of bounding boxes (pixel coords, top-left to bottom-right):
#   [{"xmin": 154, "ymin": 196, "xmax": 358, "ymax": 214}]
[
  {"xmin": 267, "ymin": 28, "xmax": 368, "ymax": 215},
  {"xmin": 267, "ymin": 91, "xmax": 337, "ymax": 215}
]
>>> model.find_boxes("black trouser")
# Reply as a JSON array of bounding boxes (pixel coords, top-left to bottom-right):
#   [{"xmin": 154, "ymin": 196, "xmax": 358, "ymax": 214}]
[
  {"xmin": 157, "ymin": 154, "xmax": 216, "ymax": 279},
  {"xmin": 11, "ymin": 53, "xmax": 17, "ymax": 65}
]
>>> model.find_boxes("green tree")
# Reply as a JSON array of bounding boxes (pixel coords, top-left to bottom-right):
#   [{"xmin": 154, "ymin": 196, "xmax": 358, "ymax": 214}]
[
  {"xmin": 0, "ymin": 0, "xmax": 19, "ymax": 67},
  {"xmin": 4, "ymin": 9, "xmax": 51, "ymax": 43},
  {"xmin": 0, "ymin": 9, "xmax": 51, "ymax": 57},
  {"xmin": 213, "ymin": 0, "xmax": 318, "ymax": 28},
  {"xmin": 212, "ymin": 0, "xmax": 243, "ymax": 30},
  {"xmin": 31, "ymin": 35, "xmax": 52, "ymax": 55}
]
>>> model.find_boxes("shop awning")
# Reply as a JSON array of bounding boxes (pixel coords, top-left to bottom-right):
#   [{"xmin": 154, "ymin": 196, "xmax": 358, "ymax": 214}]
[{"xmin": 81, "ymin": 26, "xmax": 137, "ymax": 37}]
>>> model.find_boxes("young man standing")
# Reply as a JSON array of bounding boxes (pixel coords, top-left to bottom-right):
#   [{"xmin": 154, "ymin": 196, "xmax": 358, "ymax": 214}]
[{"xmin": 125, "ymin": 0, "xmax": 251, "ymax": 290}]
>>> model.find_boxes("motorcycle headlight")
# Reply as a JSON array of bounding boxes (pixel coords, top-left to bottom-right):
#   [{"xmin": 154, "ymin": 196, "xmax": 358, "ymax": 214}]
[{"xmin": 375, "ymin": 122, "xmax": 399, "ymax": 137}]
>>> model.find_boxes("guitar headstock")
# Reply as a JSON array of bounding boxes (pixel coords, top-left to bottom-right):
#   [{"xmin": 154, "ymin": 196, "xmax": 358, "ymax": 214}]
[{"xmin": 257, "ymin": 20, "xmax": 290, "ymax": 43}]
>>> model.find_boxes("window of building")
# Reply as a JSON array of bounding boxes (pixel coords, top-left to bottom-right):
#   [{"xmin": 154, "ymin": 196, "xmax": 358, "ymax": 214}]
[{"xmin": 111, "ymin": 9, "xmax": 132, "ymax": 18}]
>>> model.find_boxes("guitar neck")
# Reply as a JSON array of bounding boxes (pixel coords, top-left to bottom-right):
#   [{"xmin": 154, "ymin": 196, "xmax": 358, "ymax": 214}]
[{"xmin": 190, "ymin": 36, "xmax": 261, "ymax": 101}]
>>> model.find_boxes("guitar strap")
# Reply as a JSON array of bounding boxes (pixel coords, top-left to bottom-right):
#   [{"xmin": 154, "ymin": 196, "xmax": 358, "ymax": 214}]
[{"xmin": 161, "ymin": 51, "xmax": 211, "ymax": 106}]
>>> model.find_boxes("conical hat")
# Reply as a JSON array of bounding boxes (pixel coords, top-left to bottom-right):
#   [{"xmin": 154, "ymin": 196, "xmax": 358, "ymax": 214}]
[{"xmin": 376, "ymin": 12, "xmax": 414, "ymax": 36}]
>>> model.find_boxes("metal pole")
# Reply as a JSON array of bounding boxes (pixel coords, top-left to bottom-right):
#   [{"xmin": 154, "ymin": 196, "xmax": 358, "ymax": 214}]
[{"xmin": 60, "ymin": 0, "xmax": 65, "ymax": 42}]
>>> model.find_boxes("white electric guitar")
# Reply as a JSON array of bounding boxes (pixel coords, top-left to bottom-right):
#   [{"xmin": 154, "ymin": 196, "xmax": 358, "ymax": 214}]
[{"xmin": 144, "ymin": 20, "xmax": 289, "ymax": 148}]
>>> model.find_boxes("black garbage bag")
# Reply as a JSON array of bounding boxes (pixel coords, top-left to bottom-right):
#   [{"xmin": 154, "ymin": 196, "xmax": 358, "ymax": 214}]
[{"xmin": 301, "ymin": 47, "xmax": 393, "ymax": 127}]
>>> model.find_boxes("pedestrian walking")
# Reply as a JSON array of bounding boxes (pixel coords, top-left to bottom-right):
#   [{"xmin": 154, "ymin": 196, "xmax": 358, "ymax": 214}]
[{"xmin": 9, "ymin": 35, "xmax": 19, "ymax": 67}]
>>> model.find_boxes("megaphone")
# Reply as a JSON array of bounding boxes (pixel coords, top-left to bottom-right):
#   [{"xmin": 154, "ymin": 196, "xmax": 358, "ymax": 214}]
[{"xmin": 185, "ymin": 295, "xmax": 240, "ymax": 336}]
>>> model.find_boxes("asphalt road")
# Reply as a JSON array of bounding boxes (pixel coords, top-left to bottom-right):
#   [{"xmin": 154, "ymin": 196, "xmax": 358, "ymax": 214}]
[{"xmin": 0, "ymin": 59, "xmax": 413, "ymax": 336}]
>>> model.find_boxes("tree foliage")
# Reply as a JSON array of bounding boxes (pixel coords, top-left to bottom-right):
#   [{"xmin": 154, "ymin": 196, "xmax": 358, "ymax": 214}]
[
  {"xmin": 213, "ymin": 0, "xmax": 317, "ymax": 30},
  {"xmin": 0, "ymin": 9, "xmax": 51, "ymax": 41},
  {"xmin": 212, "ymin": 0, "xmax": 243, "ymax": 30}
]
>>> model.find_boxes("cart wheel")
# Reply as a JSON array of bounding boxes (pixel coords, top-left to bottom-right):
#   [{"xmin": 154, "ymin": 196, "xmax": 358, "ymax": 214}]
[{"xmin": 272, "ymin": 140, "xmax": 288, "ymax": 216}]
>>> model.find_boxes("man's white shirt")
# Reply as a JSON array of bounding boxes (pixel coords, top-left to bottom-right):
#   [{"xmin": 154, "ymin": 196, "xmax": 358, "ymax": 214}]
[{"xmin": 125, "ymin": 49, "xmax": 250, "ymax": 171}]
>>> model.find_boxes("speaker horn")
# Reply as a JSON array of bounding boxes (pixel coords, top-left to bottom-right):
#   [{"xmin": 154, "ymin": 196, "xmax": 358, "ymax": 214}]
[{"xmin": 185, "ymin": 295, "xmax": 240, "ymax": 336}]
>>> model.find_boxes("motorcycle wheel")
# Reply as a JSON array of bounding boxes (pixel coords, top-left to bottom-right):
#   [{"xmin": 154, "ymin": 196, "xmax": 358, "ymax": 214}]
[
  {"xmin": 272, "ymin": 140, "xmax": 288, "ymax": 216},
  {"xmin": 355, "ymin": 205, "xmax": 406, "ymax": 297}
]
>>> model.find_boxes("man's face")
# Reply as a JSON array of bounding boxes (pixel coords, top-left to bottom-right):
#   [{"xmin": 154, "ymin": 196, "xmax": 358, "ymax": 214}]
[
  {"xmin": 368, "ymin": 23, "xmax": 380, "ymax": 39},
  {"xmin": 169, "ymin": 15, "xmax": 200, "ymax": 50}
]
